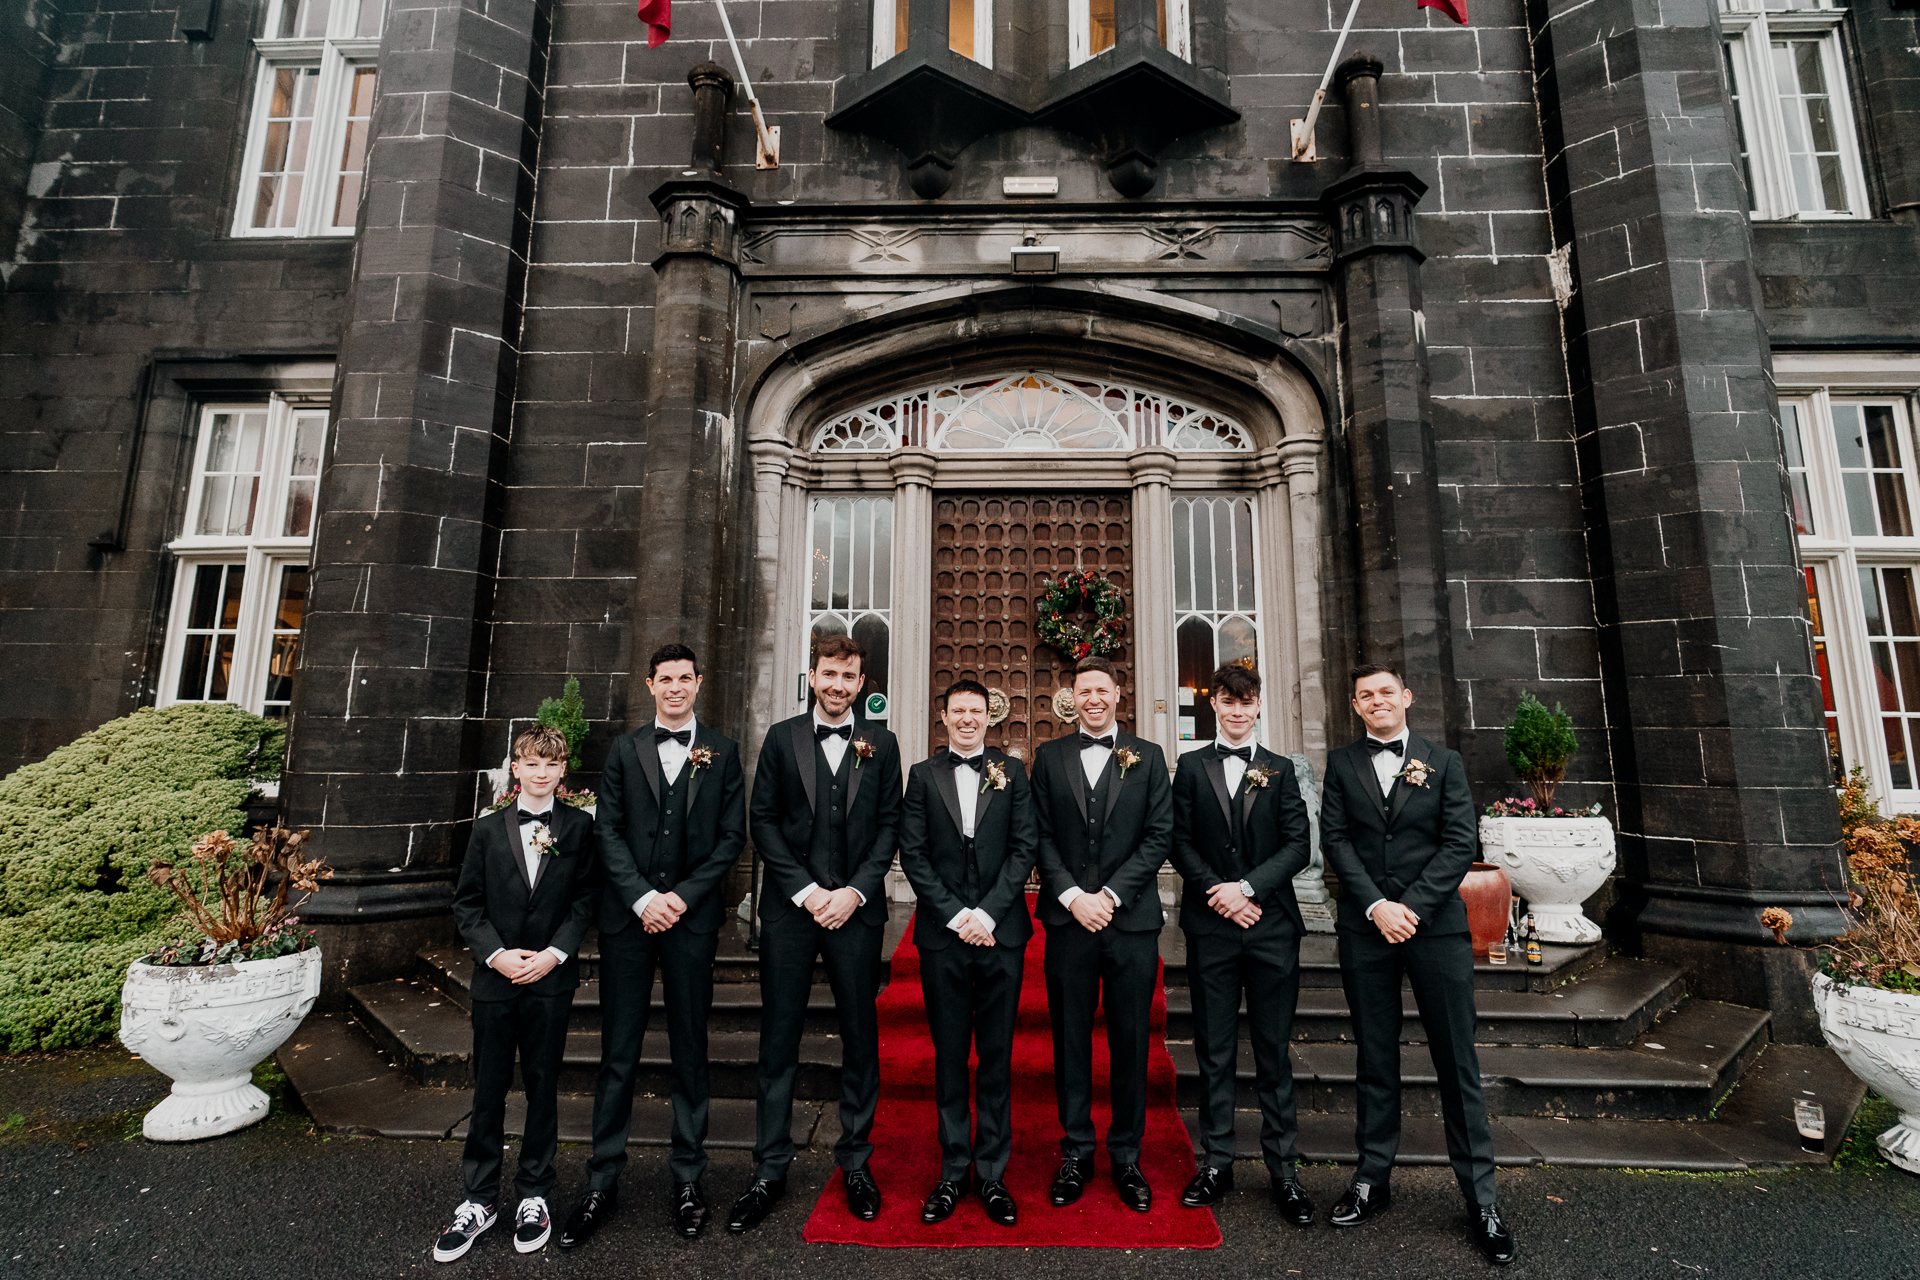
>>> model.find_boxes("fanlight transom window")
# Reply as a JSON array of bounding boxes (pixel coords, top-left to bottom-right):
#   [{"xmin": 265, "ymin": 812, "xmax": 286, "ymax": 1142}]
[{"xmin": 810, "ymin": 372, "xmax": 1253, "ymax": 454}]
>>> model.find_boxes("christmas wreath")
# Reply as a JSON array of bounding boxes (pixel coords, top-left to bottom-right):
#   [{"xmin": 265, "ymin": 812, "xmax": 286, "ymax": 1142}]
[{"xmin": 1036, "ymin": 568, "xmax": 1126, "ymax": 659}]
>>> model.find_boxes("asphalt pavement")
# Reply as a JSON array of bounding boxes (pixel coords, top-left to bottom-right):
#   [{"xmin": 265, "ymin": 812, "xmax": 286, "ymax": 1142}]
[{"xmin": 1, "ymin": 1047, "xmax": 1915, "ymax": 1280}]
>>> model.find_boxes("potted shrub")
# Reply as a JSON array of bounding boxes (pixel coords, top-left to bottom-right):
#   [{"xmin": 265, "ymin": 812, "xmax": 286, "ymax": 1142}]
[
  {"xmin": 1799, "ymin": 770, "xmax": 1920, "ymax": 1174},
  {"xmin": 480, "ymin": 678, "xmax": 598, "ymax": 815},
  {"xmin": 118, "ymin": 826, "xmax": 330, "ymax": 1141},
  {"xmin": 1476, "ymin": 693, "xmax": 1613, "ymax": 944}
]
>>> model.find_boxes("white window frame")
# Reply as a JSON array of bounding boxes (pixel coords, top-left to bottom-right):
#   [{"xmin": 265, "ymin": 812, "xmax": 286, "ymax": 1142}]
[
  {"xmin": 1170, "ymin": 493, "xmax": 1264, "ymax": 754},
  {"xmin": 1068, "ymin": 0, "xmax": 1189, "ymax": 68},
  {"xmin": 873, "ymin": 0, "xmax": 993, "ymax": 69},
  {"xmin": 1776, "ymin": 352, "xmax": 1920, "ymax": 811},
  {"xmin": 800, "ymin": 494, "xmax": 896, "ymax": 717},
  {"xmin": 158, "ymin": 396, "xmax": 328, "ymax": 717},
  {"xmin": 232, "ymin": 0, "xmax": 382, "ymax": 239},
  {"xmin": 1719, "ymin": 0, "xmax": 1869, "ymax": 221}
]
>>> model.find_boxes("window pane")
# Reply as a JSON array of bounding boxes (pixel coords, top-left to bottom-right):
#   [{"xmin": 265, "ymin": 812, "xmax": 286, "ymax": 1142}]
[
  {"xmin": 279, "ymin": 0, "xmax": 333, "ymax": 38},
  {"xmin": 1805, "ymin": 568, "xmax": 1843, "ymax": 783},
  {"xmin": 1233, "ymin": 498, "xmax": 1256, "ymax": 608},
  {"xmin": 1219, "ymin": 614, "xmax": 1258, "ymax": 669},
  {"xmin": 176, "ymin": 563, "xmax": 246, "ymax": 702},
  {"xmin": 1172, "ymin": 499, "xmax": 1192, "ymax": 612},
  {"xmin": 252, "ymin": 68, "xmax": 318, "ymax": 230},
  {"xmin": 187, "ymin": 563, "xmax": 223, "ymax": 631},
  {"xmin": 852, "ymin": 613, "xmax": 890, "ymax": 702},
  {"xmin": 950, "ymin": 0, "xmax": 974, "ymax": 59},
  {"xmin": 1886, "ymin": 716, "xmax": 1911, "ymax": 790},
  {"xmin": 263, "ymin": 565, "xmax": 308, "ymax": 714},
  {"xmin": 1772, "ymin": 38, "xmax": 1849, "ymax": 214},
  {"xmin": 1862, "ymin": 565, "xmax": 1887, "ymax": 636},
  {"xmin": 1780, "ymin": 401, "xmax": 1816, "ymax": 535},
  {"xmin": 1176, "ymin": 616, "xmax": 1216, "ymax": 741},
  {"xmin": 850, "ymin": 498, "xmax": 873, "ymax": 611},
  {"xmin": 871, "ymin": 498, "xmax": 893, "ymax": 609},
  {"xmin": 810, "ymin": 501, "xmax": 832, "ymax": 610},
  {"xmin": 830, "ymin": 499, "xmax": 852, "ymax": 610},
  {"xmin": 895, "ymin": 0, "xmax": 908, "ymax": 56},
  {"xmin": 330, "ymin": 68, "xmax": 377, "ymax": 228},
  {"xmin": 1723, "ymin": 44, "xmax": 1757, "ymax": 212},
  {"xmin": 355, "ymin": 0, "xmax": 383, "ymax": 36},
  {"xmin": 1089, "ymin": 0, "xmax": 1115, "ymax": 56}
]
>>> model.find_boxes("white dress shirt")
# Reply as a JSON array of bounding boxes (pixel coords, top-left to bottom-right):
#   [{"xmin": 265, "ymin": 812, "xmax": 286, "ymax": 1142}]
[
  {"xmin": 486, "ymin": 800, "xmax": 568, "ymax": 968},
  {"xmin": 1217, "ymin": 731, "xmax": 1255, "ymax": 794},
  {"xmin": 792, "ymin": 708, "xmax": 867, "ymax": 910},
  {"xmin": 1363, "ymin": 730, "xmax": 1417, "ymax": 925},
  {"xmin": 945, "ymin": 749, "xmax": 997, "ymax": 937},
  {"xmin": 1058, "ymin": 726, "xmax": 1122, "ymax": 913},
  {"xmin": 632, "ymin": 716, "xmax": 697, "ymax": 918}
]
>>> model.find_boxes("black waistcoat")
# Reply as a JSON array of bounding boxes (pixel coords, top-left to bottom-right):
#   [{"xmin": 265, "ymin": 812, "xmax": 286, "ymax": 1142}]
[
  {"xmin": 652, "ymin": 762, "xmax": 691, "ymax": 889},
  {"xmin": 810, "ymin": 743, "xmax": 852, "ymax": 887},
  {"xmin": 1083, "ymin": 759, "xmax": 1116, "ymax": 890}
]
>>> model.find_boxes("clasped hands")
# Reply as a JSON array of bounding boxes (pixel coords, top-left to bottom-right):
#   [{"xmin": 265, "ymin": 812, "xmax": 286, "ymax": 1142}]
[
  {"xmin": 803, "ymin": 886, "xmax": 862, "ymax": 930},
  {"xmin": 489, "ymin": 948, "xmax": 558, "ymax": 984},
  {"xmin": 1206, "ymin": 881, "xmax": 1264, "ymax": 928},
  {"xmin": 1371, "ymin": 900, "xmax": 1420, "ymax": 944},
  {"xmin": 640, "ymin": 890, "xmax": 689, "ymax": 933}
]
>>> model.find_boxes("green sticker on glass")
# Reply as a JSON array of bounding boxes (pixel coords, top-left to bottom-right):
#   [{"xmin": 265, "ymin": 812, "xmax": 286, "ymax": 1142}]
[{"xmin": 865, "ymin": 692, "xmax": 889, "ymax": 720}]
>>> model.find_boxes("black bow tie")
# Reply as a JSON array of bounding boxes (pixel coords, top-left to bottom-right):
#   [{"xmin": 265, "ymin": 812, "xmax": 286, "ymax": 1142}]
[
  {"xmin": 945, "ymin": 750, "xmax": 984, "ymax": 770},
  {"xmin": 815, "ymin": 722, "xmax": 852, "ymax": 740},
  {"xmin": 1218, "ymin": 744, "xmax": 1253, "ymax": 762},
  {"xmin": 516, "ymin": 808, "xmax": 552, "ymax": 825},
  {"xmin": 654, "ymin": 726, "xmax": 690, "ymax": 747},
  {"xmin": 1078, "ymin": 733, "xmax": 1115, "ymax": 750},
  {"xmin": 1365, "ymin": 738, "xmax": 1404, "ymax": 756}
]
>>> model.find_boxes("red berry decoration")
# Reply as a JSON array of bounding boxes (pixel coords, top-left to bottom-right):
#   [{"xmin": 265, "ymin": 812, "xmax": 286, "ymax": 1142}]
[{"xmin": 1035, "ymin": 570, "xmax": 1126, "ymax": 660}]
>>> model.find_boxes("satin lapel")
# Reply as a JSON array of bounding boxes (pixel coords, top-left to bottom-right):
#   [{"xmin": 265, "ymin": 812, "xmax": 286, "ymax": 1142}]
[
  {"xmin": 974, "ymin": 749, "xmax": 1000, "ymax": 827},
  {"xmin": 790, "ymin": 718, "xmax": 817, "ymax": 813},
  {"xmin": 685, "ymin": 723, "xmax": 705, "ymax": 809},
  {"xmin": 1354, "ymin": 742, "xmax": 1389, "ymax": 816},
  {"xmin": 847, "ymin": 730, "xmax": 868, "ymax": 807},
  {"xmin": 1243, "ymin": 749, "xmax": 1270, "ymax": 822},
  {"xmin": 503, "ymin": 810, "xmax": 535, "ymax": 894},
  {"xmin": 634, "ymin": 729, "xmax": 662, "ymax": 803},
  {"xmin": 1065, "ymin": 741, "xmax": 1089, "ymax": 822},
  {"xmin": 1387, "ymin": 735, "xmax": 1431, "ymax": 827},
  {"xmin": 931, "ymin": 757, "xmax": 965, "ymax": 837},
  {"xmin": 1102, "ymin": 736, "xmax": 1132, "ymax": 825},
  {"xmin": 1203, "ymin": 752, "xmax": 1233, "ymax": 824}
]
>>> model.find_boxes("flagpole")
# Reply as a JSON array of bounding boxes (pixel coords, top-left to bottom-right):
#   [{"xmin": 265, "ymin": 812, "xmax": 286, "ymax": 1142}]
[
  {"xmin": 1291, "ymin": 0, "xmax": 1363, "ymax": 161},
  {"xmin": 712, "ymin": 0, "xmax": 780, "ymax": 168}
]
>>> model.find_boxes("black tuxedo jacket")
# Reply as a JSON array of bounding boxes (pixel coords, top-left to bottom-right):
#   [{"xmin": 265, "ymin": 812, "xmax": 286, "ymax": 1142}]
[
  {"xmin": 749, "ymin": 714, "xmax": 902, "ymax": 927},
  {"xmin": 451, "ymin": 803, "xmax": 597, "ymax": 1001},
  {"xmin": 1319, "ymin": 732, "xmax": 1477, "ymax": 937},
  {"xmin": 898, "ymin": 748, "xmax": 1038, "ymax": 951},
  {"xmin": 1170, "ymin": 744, "xmax": 1311, "ymax": 937},
  {"xmin": 594, "ymin": 721, "xmax": 747, "ymax": 936},
  {"xmin": 1032, "ymin": 729, "xmax": 1173, "ymax": 933}
]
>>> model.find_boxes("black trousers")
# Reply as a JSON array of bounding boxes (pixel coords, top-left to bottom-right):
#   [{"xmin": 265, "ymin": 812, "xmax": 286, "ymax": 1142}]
[
  {"xmin": 1338, "ymin": 927, "xmax": 1498, "ymax": 1207},
  {"xmin": 1043, "ymin": 921, "xmax": 1158, "ymax": 1165},
  {"xmin": 586, "ymin": 921, "xmax": 719, "ymax": 1188},
  {"xmin": 752, "ymin": 910, "xmax": 883, "ymax": 1178},
  {"xmin": 920, "ymin": 939, "xmax": 1026, "ymax": 1182},
  {"xmin": 463, "ymin": 989, "xmax": 574, "ymax": 1207},
  {"xmin": 1186, "ymin": 922, "xmax": 1302, "ymax": 1177}
]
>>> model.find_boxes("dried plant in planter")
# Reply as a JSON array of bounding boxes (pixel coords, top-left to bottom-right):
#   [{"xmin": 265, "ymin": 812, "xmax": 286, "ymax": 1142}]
[
  {"xmin": 145, "ymin": 826, "xmax": 333, "ymax": 967},
  {"xmin": 1796, "ymin": 769, "xmax": 1920, "ymax": 995}
]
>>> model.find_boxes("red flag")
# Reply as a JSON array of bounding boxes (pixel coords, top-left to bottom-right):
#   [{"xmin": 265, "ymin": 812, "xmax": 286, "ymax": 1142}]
[
  {"xmin": 637, "ymin": 0, "xmax": 670, "ymax": 47},
  {"xmin": 1418, "ymin": 0, "xmax": 1468, "ymax": 23}
]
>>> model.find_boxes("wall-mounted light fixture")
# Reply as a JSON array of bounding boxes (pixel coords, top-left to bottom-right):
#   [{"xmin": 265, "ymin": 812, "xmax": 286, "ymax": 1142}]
[{"xmin": 1010, "ymin": 234, "xmax": 1059, "ymax": 275}]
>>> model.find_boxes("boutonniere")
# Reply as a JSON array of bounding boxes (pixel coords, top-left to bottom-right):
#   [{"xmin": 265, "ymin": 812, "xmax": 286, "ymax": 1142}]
[
  {"xmin": 688, "ymin": 745, "xmax": 714, "ymax": 771},
  {"xmin": 982, "ymin": 760, "xmax": 1009, "ymax": 793},
  {"xmin": 528, "ymin": 823, "xmax": 557, "ymax": 856},
  {"xmin": 852, "ymin": 738, "xmax": 874, "ymax": 768},
  {"xmin": 1396, "ymin": 758, "xmax": 1432, "ymax": 789},
  {"xmin": 1115, "ymin": 747, "xmax": 1141, "ymax": 776},
  {"xmin": 1244, "ymin": 766, "xmax": 1273, "ymax": 790}
]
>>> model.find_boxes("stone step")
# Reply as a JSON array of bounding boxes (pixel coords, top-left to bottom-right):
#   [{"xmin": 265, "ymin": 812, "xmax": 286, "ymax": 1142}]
[
  {"xmin": 1157, "ymin": 930, "xmax": 1607, "ymax": 993},
  {"xmin": 1165, "ymin": 997, "xmax": 1772, "ymax": 1119},
  {"xmin": 1162, "ymin": 954, "xmax": 1684, "ymax": 1047}
]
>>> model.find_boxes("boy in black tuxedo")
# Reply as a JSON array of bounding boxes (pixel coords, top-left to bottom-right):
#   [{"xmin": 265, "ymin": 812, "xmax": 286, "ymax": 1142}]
[
  {"xmin": 560, "ymin": 643, "xmax": 747, "ymax": 1248},
  {"xmin": 728, "ymin": 633, "xmax": 903, "ymax": 1233},
  {"xmin": 1032, "ymin": 655, "xmax": 1173, "ymax": 1214},
  {"xmin": 898, "ymin": 678, "xmax": 1038, "ymax": 1228},
  {"xmin": 1320, "ymin": 663, "xmax": 1513, "ymax": 1265},
  {"xmin": 437, "ymin": 726, "xmax": 597, "ymax": 1263},
  {"xmin": 1169, "ymin": 664, "xmax": 1315, "ymax": 1226}
]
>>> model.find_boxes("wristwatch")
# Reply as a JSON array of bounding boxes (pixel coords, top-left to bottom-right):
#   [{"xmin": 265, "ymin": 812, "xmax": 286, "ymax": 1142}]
[{"xmin": 1237, "ymin": 879, "xmax": 1256, "ymax": 901}]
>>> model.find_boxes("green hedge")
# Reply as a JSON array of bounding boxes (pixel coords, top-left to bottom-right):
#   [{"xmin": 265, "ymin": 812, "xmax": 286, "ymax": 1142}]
[{"xmin": 0, "ymin": 704, "xmax": 284, "ymax": 1053}]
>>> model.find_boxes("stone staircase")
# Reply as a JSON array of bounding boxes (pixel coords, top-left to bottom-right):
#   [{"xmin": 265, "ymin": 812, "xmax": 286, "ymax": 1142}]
[{"xmin": 279, "ymin": 901, "xmax": 1865, "ymax": 1171}]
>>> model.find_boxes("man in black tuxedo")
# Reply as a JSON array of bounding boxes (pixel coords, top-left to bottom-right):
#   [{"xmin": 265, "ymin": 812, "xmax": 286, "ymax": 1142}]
[
  {"xmin": 897, "ymin": 678, "xmax": 1038, "ymax": 1228},
  {"xmin": 440, "ymin": 726, "xmax": 596, "ymax": 1262},
  {"xmin": 1320, "ymin": 663, "xmax": 1514, "ymax": 1265},
  {"xmin": 560, "ymin": 644, "xmax": 746, "ymax": 1248},
  {"xmin": 729, "ymin": 633, "xmax": 903, "ymax": 1233},
  {"xmin": 1032, "ymin": 655, "xmax": 1173, "ymax": 1214},
  {"xmin": 1169, "ymin": 664, "xmax": 1315, "ymax": 1227}
]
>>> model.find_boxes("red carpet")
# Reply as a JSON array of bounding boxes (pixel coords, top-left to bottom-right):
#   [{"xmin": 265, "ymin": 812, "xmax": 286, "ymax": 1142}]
[{"xmin": 800, "ymin": 895, "xmax": 1221, "ymax": 1248}]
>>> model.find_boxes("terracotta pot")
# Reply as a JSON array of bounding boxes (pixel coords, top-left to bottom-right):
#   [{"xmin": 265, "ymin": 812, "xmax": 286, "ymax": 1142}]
[{"xmin": 1458, "ymin": 862, "xmax": 1513, "ymax": 958}]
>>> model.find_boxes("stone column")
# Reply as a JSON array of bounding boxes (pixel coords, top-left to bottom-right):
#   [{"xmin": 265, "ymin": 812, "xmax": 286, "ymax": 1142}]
[
  {"xmin": 1279, "ymin": 434, "xmax": 1329, "ymax": 763},
  {"xmin": 747, "ymin": 435, "xmax": 794, "ymax": 740},
  {"xmin": 888, "ymin": 447, "xmax": 938, "ymax": 766},
  {"xmin": 626, "ymin": 64, "xmax": 753, "ymax": 732},
  {"xmin": 1528, "ymin": 0, "xmax": 1847, "ymax": 1037},
  {"xmin": 282, "ymin": 0, "xmax": 552, "ymax": 996},
  {"xmin": 1323, "ymin": 55, "xmax": 1456, "ymax": 739},
  {"xmin": 1251, "ymin": 447, "xmax": 1301, "ymax": 757},
  {"xmin": 1128, "ymin": 447, "xmax": 1177, "ymax": 762}
]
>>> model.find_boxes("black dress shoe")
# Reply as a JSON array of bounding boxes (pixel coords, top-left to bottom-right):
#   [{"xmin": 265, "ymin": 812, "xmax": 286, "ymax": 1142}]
[
  {"xmin": 557, "ymin": 1188, "xmax": 616, "ymax": 1250},
  {"xmin": 1049, "ymin": 1156, "xmax": 1094, "ymax": 1207},
  {"xmin": 725, "ymin": 1179, "xmax": 785, "ymax": 1234},
  {"xmin": 1180, "ymin": 1165, "xmax": 1233, "ymax": 1207},
  {"xmin": 671, "ymin": 1182, "xmax": 709, "ymax": 1239},
  {"xmin": 921, "ymin": 1175, "xmax": 967, "ymax": 1224},
  {"xmin": 1329, "ymin": 1182, "xmax": 1391, "ymax": 1228},
  {"xmin": 1113, "ymin": 1163, "xmax": 1152, "ymax": 1214},
  {"xmin": 1472, "ymin": 1205, "xmax": 1516, "ymax": 1265},
  {"xmin": 1272, "ymin": 1177, "xmax": 1315, "ymax": 1228},
  {"xmin": 978, "ymin": 1179, "xmax": 1017, "ymax": 1227},
  {"xmin": 843, "ymin": 1165, "xmax": 882, "ymax": 1221}
]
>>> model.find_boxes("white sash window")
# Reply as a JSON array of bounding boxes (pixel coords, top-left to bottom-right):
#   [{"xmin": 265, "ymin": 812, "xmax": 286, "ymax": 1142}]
[{"xmin": 1719, "ymin": 0, "xmax": 1868, "ymax": 219}]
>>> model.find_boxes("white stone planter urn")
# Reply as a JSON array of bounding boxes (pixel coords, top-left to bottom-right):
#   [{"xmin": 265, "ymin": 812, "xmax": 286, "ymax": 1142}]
[
  {"xmin": 1814, "ymin": 972, "xmax": 1920, "ymax": 1174},
  {"xmin": 1477, "ymin": 815, "xmax": 1615, "ymax": 944},
  {"xmin": 118, "ymin": 947, "xmax": 322, "ymax": 1141}
]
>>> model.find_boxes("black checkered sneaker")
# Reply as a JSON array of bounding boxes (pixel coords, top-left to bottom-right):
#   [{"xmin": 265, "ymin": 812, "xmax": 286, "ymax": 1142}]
[
  {"xmin": 432, "ymin": 1200, "xmax": 495, "ymax": 1263},
  {"xmin": 513, "ymin": 1196, "xmax": 552, "ymax": 1253}
]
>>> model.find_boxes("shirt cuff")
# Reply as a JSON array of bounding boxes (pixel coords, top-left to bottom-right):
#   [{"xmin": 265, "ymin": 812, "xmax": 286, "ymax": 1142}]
[
  {"xmin": 632, "ymin": 890, "xmax": 659, "ymax": 917},
  {"xmin": 946, "ymin": 909, "xmax": 972, "ymax": 933},
  {"xmin": 1365, "ymin": 899, "xmax": 1420, "ymax": 923},
  {"xmin": 851, "ymin": 887, "xmax": 867, "ymax": 906},
  {"xmin": 1058, "ymin": 887, "xmax": 1083, "ymax": 909},
  {"xmin": 971, "ymin": 908, "xmax": 996, "ymax": 933},
  {"xmin": 484, "ymin": 948, "xmax": 504, "ymax": 967},
  {"xmin": 1101, "ymin": 886, "xmax": 1121, "ymax": 906},
  {"xmin": 792, "ymin": 882, "xmax": 820, "ymax": 908},
  {"xmin": 545, "ymin": 946, "xmax": 568, "ymax": 962}
]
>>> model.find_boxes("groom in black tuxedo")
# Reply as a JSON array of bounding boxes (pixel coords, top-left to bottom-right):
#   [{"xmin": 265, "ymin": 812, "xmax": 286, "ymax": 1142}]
[
  {"xmin": 562, "ymin": 643, "xmax": 746, "ymax": 1247},
  {"xmin": 729, "ymin": 632, "xmax": 903, "ymax": 1233},
  {"xmin": 1033, "ymin": 655, "xmax": 1173, "ymax": 1214},
  {"xmin": 1320, "ymin": 663, "xmax": 1514, "ymax": 1265},
  {"xmin": 898, "ymin": 678, "xmax": 1037, "ymax": 1228},
  {"xmin": 1169, "ymin": 663, "xmax": 1315, "ymax": 1227}
]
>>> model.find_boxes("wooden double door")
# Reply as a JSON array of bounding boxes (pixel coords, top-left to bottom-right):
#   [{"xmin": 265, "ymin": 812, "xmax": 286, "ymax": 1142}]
[{"xmin": 929, "ymin": 492, "xmax": 1134, "ymax": 759}]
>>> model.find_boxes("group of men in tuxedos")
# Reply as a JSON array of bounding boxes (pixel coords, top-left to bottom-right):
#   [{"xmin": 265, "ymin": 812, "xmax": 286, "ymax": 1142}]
[{"xmin": 446, "ymin": 635, "xmax": 1515, "ymax": 1267}]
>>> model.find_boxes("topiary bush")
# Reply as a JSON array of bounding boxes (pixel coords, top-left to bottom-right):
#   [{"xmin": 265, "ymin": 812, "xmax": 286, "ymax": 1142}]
[
  {"xmin": 0, "ymin": 703, "xmax": 283, "ymax": 1053},
  {"xmin": 1503, "ymin": 691, "xmax": 1579, "ymax": 809},
  {"xmin": 536, "ymin": 676, "xmax": 589, "ymax": 772}
]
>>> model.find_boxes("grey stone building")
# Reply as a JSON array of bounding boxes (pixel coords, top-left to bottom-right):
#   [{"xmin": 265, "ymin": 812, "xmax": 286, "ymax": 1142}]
[{"xmin": 6, "ymin": 0, "xmax": 1917, "ymax": 1039}]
